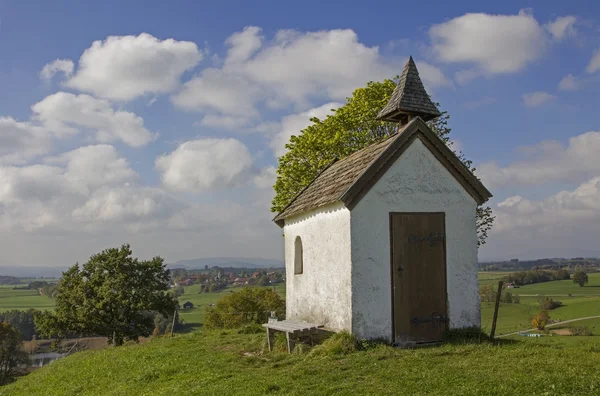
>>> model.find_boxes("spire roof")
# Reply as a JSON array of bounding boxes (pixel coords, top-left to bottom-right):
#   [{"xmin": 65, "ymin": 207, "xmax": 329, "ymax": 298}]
[{"xmin": 377, "ymin": 56, "xmax": 441, "ymax": 123}]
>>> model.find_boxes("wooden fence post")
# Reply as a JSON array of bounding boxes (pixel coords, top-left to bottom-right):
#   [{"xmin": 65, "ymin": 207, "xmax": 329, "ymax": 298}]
[{"xmin": 490, "ymin": 280, "xmax": 504, "ymax": 339}]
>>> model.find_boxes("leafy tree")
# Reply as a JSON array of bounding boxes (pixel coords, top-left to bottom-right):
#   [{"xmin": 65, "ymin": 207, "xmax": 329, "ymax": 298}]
[
  {"xmin": 0, "ymin": 323, "xmax": 27, "ymax": 385},
  {"xmin": 271, "ymin": 78, "xmax": 494, "ymax": 245},
  {"xmin": 0, "ymin": 309, "xmax": 41, "ymax": 341},
  {"xmin": 531, "ymin": 311, "xmax": 550, "ymax": 330},
  {"xmin": 538, "ymin": 297, "xmax": 562, "ymax": 310},
  {"xmin": 152, "ymin": 311, "xmax": 184, "ymax": 336},
  {"xmin": 573, "ymin": 270, "xmax": 588, "ymax": 287},
  {"xmin": 204, "ymin": 288, "xmax": 285, "ymax": 329},
  {"xmin": 257, "ymin": 275, "xmax": 270, "ymax": 286},
  {"xmin": 34, "ymin": 244, "xmax": 176, "ymax": 346},
  {"xmin": 27, "ymin": 281, "xmax": 47, "ymax": 290}
]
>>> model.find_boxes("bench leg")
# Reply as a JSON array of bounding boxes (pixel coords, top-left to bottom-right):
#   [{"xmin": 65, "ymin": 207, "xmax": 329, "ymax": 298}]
[
  {"xmin": 266, "ymin": 328, "xmax": 273, "ymax": 352},
  {"xmin": 286, "ymin": 332, "xmax": 292, "ymax": 353}
]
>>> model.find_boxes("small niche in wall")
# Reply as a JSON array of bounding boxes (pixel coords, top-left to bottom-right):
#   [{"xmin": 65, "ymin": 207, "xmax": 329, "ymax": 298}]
[{"xmin": 294, "ymin": 236, "xmax": 303, "ymax": 275}]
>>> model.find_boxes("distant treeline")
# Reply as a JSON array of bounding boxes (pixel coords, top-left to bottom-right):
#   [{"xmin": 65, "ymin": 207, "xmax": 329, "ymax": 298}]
[
  {"xmin": 503, "ymin": 269, "xmax": 570, "ymax": 286},
  {"xmin": 0, "ymin": 275, "xmax": 22, "ymax": 285},
  {"xmin": 480, "ymin": 258, "xmax": 600, "ymax": 272}
]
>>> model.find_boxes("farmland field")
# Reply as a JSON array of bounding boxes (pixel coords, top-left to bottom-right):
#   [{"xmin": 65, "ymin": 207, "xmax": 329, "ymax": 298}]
[
  {"xmin": 479, "ymin": 272, "xmax": 600, "ymax": 335},
  {"xmin": 0, "ymin": 285, "xmax": 55, "ymax": 311}
]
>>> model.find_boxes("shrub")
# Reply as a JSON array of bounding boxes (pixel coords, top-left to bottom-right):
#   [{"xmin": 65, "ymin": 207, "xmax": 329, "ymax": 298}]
[
  {"xmin": 479, "ymin": 285, "xmax": 496, "ymax": 302},
  {"xmin": 204, "ymin": 287, "xmax": 285, "ymax": 329},
  {"xmin": 539, "ymin": 297, "xmax": 562, "ymax": 311},
  {"xmin": 532, "ymin": 311, "xmax": 550, "ymax": 330},
  {"xmin": 569, "ymin": 325, "xmax": 593, "ymax": 336},
  {"xmin": 501, "ymin": 291, "xmax": 514, "ymax": 304}
]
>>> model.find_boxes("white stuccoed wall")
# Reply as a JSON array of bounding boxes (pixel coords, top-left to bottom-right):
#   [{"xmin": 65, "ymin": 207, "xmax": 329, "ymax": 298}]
[
  {"xmin": 350, "ymin": 138, "xmax": 480, "ymax": 341},
  {"xmin": 283, "ymin": 202, "xmax": 352, "ymax": 331}
]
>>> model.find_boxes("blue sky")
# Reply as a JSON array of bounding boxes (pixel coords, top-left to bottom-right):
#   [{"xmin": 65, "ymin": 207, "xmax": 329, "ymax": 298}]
[{"xmin": 1, "ymin": 0, "xmax": 600, "ymax": 267}]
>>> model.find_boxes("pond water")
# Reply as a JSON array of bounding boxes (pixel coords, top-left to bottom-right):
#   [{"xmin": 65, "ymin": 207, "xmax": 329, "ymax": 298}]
[{"xmin": 28, "ymin": 352, "xmax": 66, "ymax": 367}]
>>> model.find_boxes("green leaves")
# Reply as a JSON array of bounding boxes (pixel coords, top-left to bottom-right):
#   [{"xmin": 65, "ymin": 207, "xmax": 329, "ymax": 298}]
[
  {"xmin": 34, "ymin": 244, "xmax": 176, "ymax": 346},
  {"xmin": 271, "ymin": 77, "xmax": 494, "ymax": 245}
]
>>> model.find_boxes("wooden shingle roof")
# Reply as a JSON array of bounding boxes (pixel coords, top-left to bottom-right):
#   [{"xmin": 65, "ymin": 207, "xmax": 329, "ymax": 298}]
[
  {"xmin": 273, "ymin": 117, "xmax": 492, "ymax": 226},
  {"xmin": 377, "ymin": 56, "xmax": 441, "ymax": 123}
]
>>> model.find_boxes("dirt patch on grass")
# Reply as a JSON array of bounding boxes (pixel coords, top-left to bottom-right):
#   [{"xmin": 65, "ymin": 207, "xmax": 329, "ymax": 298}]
[{"xmin": 551, "ymin": 329, "xmax": 572, "ymax": 336}]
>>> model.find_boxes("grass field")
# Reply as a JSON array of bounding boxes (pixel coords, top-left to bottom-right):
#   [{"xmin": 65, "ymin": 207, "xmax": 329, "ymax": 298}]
[
  {"xmin": 0, "ymin": 286, "xmax": 55, "ymax": 311},
  {"xmin": 6, "ymin": 329, "xmax": 600, "ymax": 395}
]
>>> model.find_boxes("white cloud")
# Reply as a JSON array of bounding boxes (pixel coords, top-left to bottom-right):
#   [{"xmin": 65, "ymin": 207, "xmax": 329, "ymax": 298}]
[
  {"xmin": 481, "ymin": 176, "xmax": 600, "ymax": 260},
  {"xmin": 558, "ymin": 74, "xmax": 581, "ymax": 91},
  {"xmin": 32, "ymin": 92, "xmax": 157, "ymax": 146},
  {"xmin": 172, "ymin": 27, "xmax": 449, "ymax": 122},
  {"xmin": 0, "ymin": 145, "xmax": 153, "ymax": 231},
  {"xmin": 173, "ymin": 68, "xmax": 263, "ymax": 117},
  {"xmin": 45, "ymin": 145, "xmax": 138, "ymax": 191},
  {"xmin": 478, "ymin": 131, "xmax": 600, "ymax": 188},
  {"xmin": 522, "ymin": 91, "xmax": 556, "ymax": 107},
  {"xmin": 156, "ymin": 138, "xmax": 254, "ymax": 192},
  {"xmin": 268, "ymin": 102, "xmax": 342, "ymax": 158},
  {"xmin": 429, "ymin": 10, "xmax": 551, "ymax": 79},
  {"xmin": 0, "ymin": 117, "xmax": 53, "ymax": 164},
  {"xmin": 65, "ymin": 33, "xmax": 202, "ymax": 101},
  {"xmin": 224, "ymin": 26, "xmax": 263, "ymax": 66},
  {"xmin": 586, "ymin": 48, "xmax": 600, "ymax": 74},
  {"xmin": 545, "ymin": 16, "xmax": 577, "ymax": 41},
  {"xmin": 39, "ymin": 59, "xmax": 74, "ymax": 82},
  {"xmin": 72, "ymin": 186, "xmax": 182, "ymax": 225},
  {"xmin": 253, "ymin": 166, "xmax": 277, "ymax": 189},
  {"xmin": 494, "ymin": 177, "xmax": 600, "ymax": 233}
]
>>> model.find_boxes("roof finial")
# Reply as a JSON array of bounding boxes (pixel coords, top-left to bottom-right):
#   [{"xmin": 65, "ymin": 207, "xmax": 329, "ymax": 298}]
[{"xmin": 376, "ymin": 55, "xmax": 441, "ymax": 125}]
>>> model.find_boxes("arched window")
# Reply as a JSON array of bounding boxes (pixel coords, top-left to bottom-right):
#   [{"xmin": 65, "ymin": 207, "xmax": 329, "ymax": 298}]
[{"xmin": 294, "ymin": 236, "xmax": 303, "ymax": 275}]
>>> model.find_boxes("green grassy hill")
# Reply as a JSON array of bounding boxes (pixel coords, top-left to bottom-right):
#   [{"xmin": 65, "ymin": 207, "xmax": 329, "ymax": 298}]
[{"xmin": 5, "ymin": 330, "xmax": 600, "ymax": 395}]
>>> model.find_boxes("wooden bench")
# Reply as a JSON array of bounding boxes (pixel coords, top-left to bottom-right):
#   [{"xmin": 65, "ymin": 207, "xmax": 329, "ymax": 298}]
[{"xmin": 262, "ymin": 320, "xmax": 324, "ymax": 353}]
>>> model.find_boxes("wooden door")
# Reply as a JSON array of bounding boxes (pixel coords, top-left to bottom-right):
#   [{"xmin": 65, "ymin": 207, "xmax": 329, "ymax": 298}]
[{"xmin": 390, "ymin": 213, "xmax": 447, "ymax": 344}]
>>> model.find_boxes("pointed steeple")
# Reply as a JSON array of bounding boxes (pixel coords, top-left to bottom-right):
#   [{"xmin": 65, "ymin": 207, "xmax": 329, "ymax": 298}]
[{"xmin": 377, "ymin": 56, "xmax": 441, "ymax": 124}]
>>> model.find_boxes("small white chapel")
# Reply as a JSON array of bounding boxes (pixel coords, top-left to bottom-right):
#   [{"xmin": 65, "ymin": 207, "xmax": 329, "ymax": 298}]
[{"xmin": 273, "ymin": 57, "xmax": 492, "ymax": 344}]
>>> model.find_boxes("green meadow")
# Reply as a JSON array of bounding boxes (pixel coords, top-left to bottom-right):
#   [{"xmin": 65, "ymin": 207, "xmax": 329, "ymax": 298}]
[
  {"xmin": 0, "ymin": 286, "xmax": 55, "ymax": 311},
  {"xmin": 6, "ymin": 329, "xmax": 600, "ymax": 396},
  {"xmin": 479, "ymin": 272, "xmax": 600, "ymax": 336}
]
